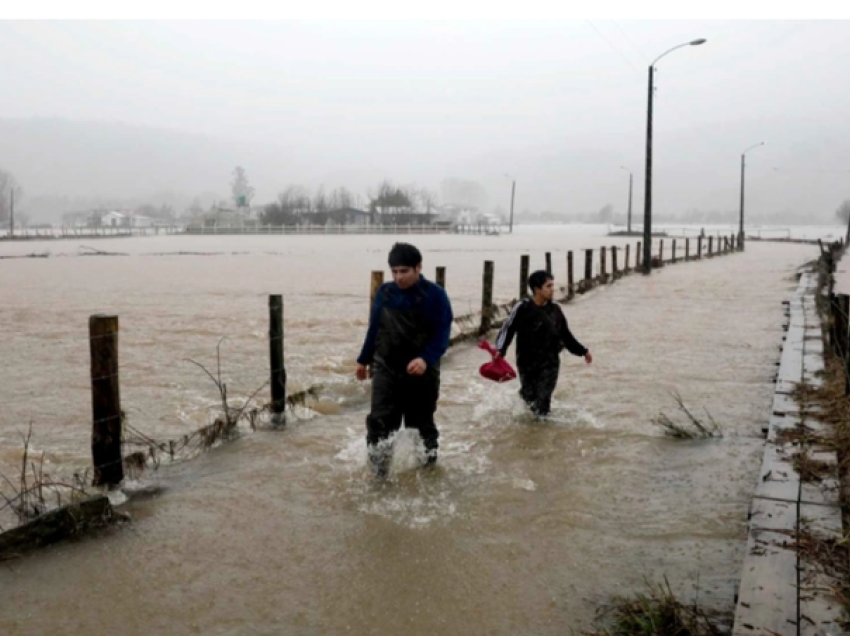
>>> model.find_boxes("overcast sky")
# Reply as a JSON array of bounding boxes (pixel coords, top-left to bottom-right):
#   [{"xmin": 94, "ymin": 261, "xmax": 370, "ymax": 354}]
[{"xmin": 1, "ymin": 20, "xmax": 849, "ymax": 219}]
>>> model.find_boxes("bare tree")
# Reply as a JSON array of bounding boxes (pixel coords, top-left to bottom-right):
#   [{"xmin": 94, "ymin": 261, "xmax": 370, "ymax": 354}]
[
  {"xmin": 278, "ymin": 185, "xmax": 311, "ymax": 214},
  {"xmin": 313, "ymin": 186, "xmax": 328, "ymax": 213},
  {"xmin": 184, "ymin": 197, "xmax": 205, "ymax": 220},
  {"xmin": 411, "ymin": 187, "xmax": 439, "ymax": 213},
  {"xmin": 328, "ymin": 187, "xmax": 354, "ymax": 210},
  {"xmin": 369, "ymin": 181, "xmax": 413, "ymax": 214},
  {"xmin": 835, "ymin": 199, "xmax": 850, "ymax": 223},
  {"xmin": 597, "ymin": 203, "xmax": 614, "ymax": 223},
  {"xmin": 0, "ymin": 168, "xmax": 23, "ymax": 226},
  {"xmin": 230, "ymin": 166, "xmax": 255, "ymax": 208}
]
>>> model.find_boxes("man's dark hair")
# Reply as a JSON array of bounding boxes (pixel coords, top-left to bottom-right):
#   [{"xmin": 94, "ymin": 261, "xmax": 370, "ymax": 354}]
[
  {"xmin": 528, "ymin": 270, "xmax": 553, "ymax": 292},
  {"xmin": 388, "ymin": 243, "xmax": 422, "ymax": 267}
]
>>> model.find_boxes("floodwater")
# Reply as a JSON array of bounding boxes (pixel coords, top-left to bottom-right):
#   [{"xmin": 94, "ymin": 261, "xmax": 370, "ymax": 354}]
[{"xmin": 0, "ymin": 226, "xmax": 824, "ymax": 635}]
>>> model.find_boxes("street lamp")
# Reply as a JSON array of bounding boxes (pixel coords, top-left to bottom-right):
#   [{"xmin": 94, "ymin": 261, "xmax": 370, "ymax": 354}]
[
  {"xmin": 642, "ymin": 38, "xmax": 707, "ymax": 275},
  {"xmin": 739, "ymin": 142, "xmax": 765, "ymax": 252},
  {"xmin": 620, "ymin": 166, "xmax": 633, "ymax": 233},
  {"xmin": 504, "ymin": 173, "xmax": 516, "ymax": 233}
]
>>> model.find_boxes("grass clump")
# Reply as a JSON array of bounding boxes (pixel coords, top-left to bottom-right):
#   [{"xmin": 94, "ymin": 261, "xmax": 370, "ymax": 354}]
[
  {"xmin": 653, "ymin": 392, "xmax": 721, "ymax": 439},
  {"xmin": 583, "ymin": 578, "xmax": 724, "ymax": 636}
]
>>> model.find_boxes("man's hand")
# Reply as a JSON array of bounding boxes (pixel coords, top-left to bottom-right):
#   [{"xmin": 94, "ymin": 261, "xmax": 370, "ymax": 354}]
[
  {"xmin": 407, "ymin": 357, "xmax": 427, "ymax": 376},
  {"xmin": 584, "ymin": 351, "xmax": 593, "ymax": 364},
  {"xmin": 356, "ymin": 363, "xmax": 370, "ymax": 381}
]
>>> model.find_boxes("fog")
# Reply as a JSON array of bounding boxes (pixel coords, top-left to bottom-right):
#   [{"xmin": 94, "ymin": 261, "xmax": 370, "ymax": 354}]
[{"xmin": 1, "ymin": 20, "xmax": 849, "ymax": 223}]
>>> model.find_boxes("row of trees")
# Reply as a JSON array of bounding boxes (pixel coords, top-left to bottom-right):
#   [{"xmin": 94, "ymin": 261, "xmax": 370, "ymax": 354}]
[
  {"xmin": 257, "ymin": 181, "xmax": 443, "ymax": 226},
  {"xmin": 260, "ymin": 186, "xmax": 357, "ymax": 225}
]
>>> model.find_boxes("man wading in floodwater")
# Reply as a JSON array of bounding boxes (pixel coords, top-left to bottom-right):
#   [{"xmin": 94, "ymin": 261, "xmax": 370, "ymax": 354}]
[
  {"xmin": 356, "ymin": 243, "xmax": 454, "ymax": 477},
  {"xmin": 495, "ymin": 270, "xmax": 592, "ymax": 416}
]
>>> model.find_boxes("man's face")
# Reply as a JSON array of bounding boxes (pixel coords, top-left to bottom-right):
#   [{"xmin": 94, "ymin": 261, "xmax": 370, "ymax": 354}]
[
  {"xmin": 536, "ymin": 279, "xmax": 555, "ymax": 301},
  {"xmin": 392, "ymin": 264, "xmax": 422, "ymax": 289}
]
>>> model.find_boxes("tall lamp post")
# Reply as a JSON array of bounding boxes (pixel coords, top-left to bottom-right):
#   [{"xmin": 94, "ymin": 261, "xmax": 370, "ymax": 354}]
[
  {"xmin": 739, "ymin": 142, "xmax": 765, "ymax": 252},
  {"xmin": 504, "ymin": 173, "xmax": 516, "ymax": 233},
  {"xmin": 642, "ymin": 38, "xmax": 707, "ymax": 275},
  {"xmin": 9, "ymin": 187, "xmax": 14, "ymax": 240},
  {"xmin": 620, "ymin": 166, "xmax": 633, "ymax": 233}
]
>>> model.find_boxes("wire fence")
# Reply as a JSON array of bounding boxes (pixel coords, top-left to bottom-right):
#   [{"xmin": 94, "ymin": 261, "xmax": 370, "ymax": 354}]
[{"xmin": 0, "ymin": 223, "xmax": 498, "ymax": 240}]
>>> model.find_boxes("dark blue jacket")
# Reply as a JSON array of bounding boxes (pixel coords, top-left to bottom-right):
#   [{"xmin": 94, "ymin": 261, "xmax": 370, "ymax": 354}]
[{"xmin": 357, "ymin": 276, "xmax": 453, "ymax": 369}]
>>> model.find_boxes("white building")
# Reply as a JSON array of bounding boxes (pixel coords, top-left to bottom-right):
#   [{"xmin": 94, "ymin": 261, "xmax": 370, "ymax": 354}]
[
  {"xmin": 99, "ymin": 211, "xmax": 153, "ymax": 228},
  {"xmin": 100, "ymin": 211, "xmax": 126, "ymax": 227}
]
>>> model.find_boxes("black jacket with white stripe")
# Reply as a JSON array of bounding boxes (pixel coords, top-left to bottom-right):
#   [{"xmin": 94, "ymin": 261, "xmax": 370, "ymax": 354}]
[{"xmin": 495, "ymin": 299, "xmax": 587, "ymax": 371}]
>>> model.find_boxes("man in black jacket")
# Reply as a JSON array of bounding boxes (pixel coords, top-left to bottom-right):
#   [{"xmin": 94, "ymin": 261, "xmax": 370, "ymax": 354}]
[
  {"xmin": 495, "ymin": 270, "xmax": 592, "ymax": 416},
  {"xmin": 356, "ymin": 243, "xmax": 454, "ymax": 477}
]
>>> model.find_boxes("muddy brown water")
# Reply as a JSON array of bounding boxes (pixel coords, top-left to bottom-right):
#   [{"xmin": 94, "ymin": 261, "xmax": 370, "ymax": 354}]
[{"xmin": 0, "ymin": 230, "xmax": 818, "ymax": 635}]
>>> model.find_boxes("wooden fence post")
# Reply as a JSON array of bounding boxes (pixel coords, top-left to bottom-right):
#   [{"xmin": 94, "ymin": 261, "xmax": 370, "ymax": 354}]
[
  {"xmin": 698, "ymin": 237, "xmax": 703, "ymax": 259},
  {"xmin": 600, "ymin": 246, "xmax": 607, "ymax": 283},
  {"xmin": 625, "ymin": 244, "xmax": 630, "ymax": 273},
  {"xmin": 435, "ymin": 266, "xmax": 446, "ymax": 289},
  {"xmin": 611, "ymin": 246, "xmax": 619, "ymax": 280},
  {"xmin": 832, "ymin": 293, "xmax": 849, "ymax": 359},
  {"xmin": 89, "ymin": 314, "xmax": 123, "ymax": 487},
  {"xmin": 658, "ymin": 239, "xmax": 664, "ymax": 265},
  {"xmin": 545, "ymin": 252, "xmax": 552, "ymax": 275},
  {"xmin": 708, "ymin": 236, "xmax": 714, "ymax": 256},
  {"xmin": 835, "ymin": 294, "xmax": 850, "ymax": 394},
  {"xmin": 584, "ymin": 249, "xmax": 593, "ymax": 288},
  {"xmin": 685, "ymin": 238, "xmax": 690, "ymax": 261},
  {"xmin": 370, "ymin": 271, "xmax": 384, "ymax": 319},
  {"xmin": 636, "ymin": 242, "xmax": 641, "ymax": 270},
  {"xmin": 520, "ymin": 255, "xmax": 530, "ymax": 299},
  {"xmin": 567, "ymin": 251, "xmax": 574, "ymax": 299},
  {"xmin": 672, "ymin": 239, "xmax": 677, "ymax": 264},
  {"xmin": 480, "ymin": 260, "xmax": 495, "ymax": 334},
  {"xmin": 269, "ymin": 295, "xmax": 286, "ymax": 425}
]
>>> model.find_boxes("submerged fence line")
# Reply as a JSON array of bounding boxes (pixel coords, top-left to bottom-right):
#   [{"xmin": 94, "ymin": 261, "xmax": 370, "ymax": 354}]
[{"xmin": 431, "ymin": 235, "xmax": 740, "ymax": 343}]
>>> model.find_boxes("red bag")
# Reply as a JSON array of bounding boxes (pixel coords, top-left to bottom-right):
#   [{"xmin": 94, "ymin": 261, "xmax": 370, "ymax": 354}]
[{"xmin": 478, "ymin": 340, "xmax": 517, "ymax": 383}]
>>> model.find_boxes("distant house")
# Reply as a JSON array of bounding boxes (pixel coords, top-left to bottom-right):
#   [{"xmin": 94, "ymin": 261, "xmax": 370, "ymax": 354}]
[
  {"xmin": 100, "ymin": 211, "xmax": 126, "ymax": 227},
  {"xmin": 98, "ymin": 211, "xmax": 152, "ymax": 228},
  {"xmin": 125, "ymin": 212, "xmax": 153, "ymax": 228},
  {"xmin": 330, "ymin": 207, "xmax": 372, "ymax": 226},
  {"xmin": 298, "ymin": 207, "xmax": 373, "ymax": 226}
]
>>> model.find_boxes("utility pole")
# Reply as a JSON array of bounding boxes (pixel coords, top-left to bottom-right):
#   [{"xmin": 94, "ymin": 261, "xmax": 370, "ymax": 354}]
[
  {"xmin": 642, "ymin": 64, "xmax": 654, "ymax": 274},
  {"xmin": 739, "ymin": 153, "xmax": 745, "ymax": 251},
  {"xmin": 739, "ymin": 142, "xmax": 765, "ymax": 252},
  {"xmin": 642, "ymin": 38, "xmax": 707, "ymax": 275},
  {"xmin": 509, "ymin": 179, "xmax": 516, "ymax": 234}
]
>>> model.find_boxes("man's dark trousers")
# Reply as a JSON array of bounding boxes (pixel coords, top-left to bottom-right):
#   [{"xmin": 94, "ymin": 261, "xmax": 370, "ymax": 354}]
[{"xmin": 366, "ymin": 361, "xmax": 440, "ymax": 468}]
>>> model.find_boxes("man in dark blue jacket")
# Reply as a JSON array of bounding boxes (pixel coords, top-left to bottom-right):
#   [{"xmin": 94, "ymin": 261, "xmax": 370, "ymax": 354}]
[
  {"xmin": 495, "ymin": 270, "xmax": 592, "ymax": 416},
  {"xmin": 356, "ymin": 243, "xmax": 453, "ymax": 477}
]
